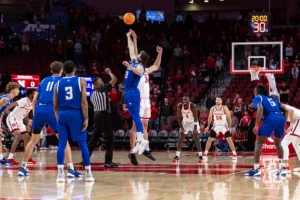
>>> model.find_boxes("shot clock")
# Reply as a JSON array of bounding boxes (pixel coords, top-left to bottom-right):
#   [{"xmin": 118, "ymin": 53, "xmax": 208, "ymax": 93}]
[{"xmin": 248, "ymin": 12, "xmax": 271, "ymax": 35}]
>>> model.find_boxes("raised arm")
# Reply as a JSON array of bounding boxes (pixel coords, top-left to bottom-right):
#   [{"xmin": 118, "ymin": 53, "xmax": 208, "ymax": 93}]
[
  {"xmin": 130, "ymin": 29, "xmax": 138, "ymax": 56},
  {"xmin": 80, "ymin": 79, "xmax": 89, "ymax": 131},
  {"xmin": 105, "ymin": 68, "xmax": 117, "ymax": 86},
  {"xmin": 224, "ymin": 106, "xmax": 231, "ymax": 129},
  {"xmin": 146, "ymin": 46, "xmax": 163, "ymax": 74},
  {"xmin": 127, "ymin": 30, "xmax": 137, "ymax": 60},
  {"xmin": 122, "ymin": 61, "xmax": 144, "ymax": 76},
  {"xmin": 177, "ymin": 104, "xmax": 184, "ymax": 131}
]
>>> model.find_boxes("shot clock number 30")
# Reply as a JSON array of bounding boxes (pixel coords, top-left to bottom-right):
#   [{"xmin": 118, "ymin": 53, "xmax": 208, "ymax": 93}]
[{"xmin": 248, "ymin": 12, "xmax": 271, "ymax": 35}]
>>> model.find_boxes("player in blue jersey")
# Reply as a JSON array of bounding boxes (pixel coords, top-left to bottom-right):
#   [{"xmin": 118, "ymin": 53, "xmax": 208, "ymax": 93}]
[
  {"xmin": 0, "ymin": 82, "xmax": 20, "ymax": 165},
  {"xmin": 53, "ymin": 61, "xmax": 94, "ymax": 182},
  {"xmin": 18, "ymin": 61, "xmax": 81, "ymax": 178},
  {"xmin": 122, "ymin": 29, "xmax": 150, "ymax": 163},
  {"xmin": 245, "ymin": 84, "xmax": 288, "ymax": 176}
]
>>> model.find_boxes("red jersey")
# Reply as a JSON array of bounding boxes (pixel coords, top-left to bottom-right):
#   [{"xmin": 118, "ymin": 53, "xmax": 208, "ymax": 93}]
[
  {"xmin": 240, "ymin": 114, "xmax": 251, "ymax": 127},
  {"xmin": 232, "ymin": 132, "xmax": 245, "ymax": 142},
  {"xmin": 150, "ymin": 106, "xmax": 159, "ymax": 120}
]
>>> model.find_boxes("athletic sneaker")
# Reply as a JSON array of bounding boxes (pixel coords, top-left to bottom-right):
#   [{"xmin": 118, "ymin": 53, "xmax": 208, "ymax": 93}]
[
  {"xmin": 232, "ymin": 154, "xmax": 237, "ymax": 160},
  {"xmin": 143, "ymin": 150, "xmax": 156, "ymax": 161},
  {"xmin": 244, "ymin": 168, "xmax": 261, "ymax": 176},
  {"xmin": 0, "ymin": 159, "xmax": 12, "ymax": 166},
  {"xmin": 198, "ymin": 156, "xmax": 203, "ymax": 163},
  {"xmin": 7, "ymin": 159, "xmax": 19, "ymax": 165},
  {"xmin": 172, "ymin": 156, "xmax": 180, "ymax": 162},
  {"xmin": 128, "ymin": 153, "xmax": 138, "ymax": 166},
  {"xmin": 275, "ymin": 167, "xmax": 290, "ymax": 176},
  {"xmin": 133, "ymin": 140, "xmax": 149, "ymax": 155},
  {"xmin": 18, "ymin": 167, "xmax": 30, "ymax": 176},
  {"xmin": 56, "ymin": 172, "xmax": 65, "ymax": 182},
  {"xmin": 86, "ymin": 173, "xmax": 95, "ymax": 182},
  {"xmin": 67, "ymin": 169, "xmax": 82, "ymax": 178},
  {"xmin": 28, "ymin": 158, "xmax": 36, "ymax": 165},
  {"xmin": 293, "ymin": 167, "xmax": 300, "ymax": 172}
]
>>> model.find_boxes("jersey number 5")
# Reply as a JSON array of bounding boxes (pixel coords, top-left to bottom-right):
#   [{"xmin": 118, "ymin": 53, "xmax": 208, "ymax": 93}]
[
  {"xmin": 267, "ymin": 98, "xmax": 276, "ymax": 107},
  {"xmin": 65, "ymin": 87, "xmax": 73, "ymax": 100}
]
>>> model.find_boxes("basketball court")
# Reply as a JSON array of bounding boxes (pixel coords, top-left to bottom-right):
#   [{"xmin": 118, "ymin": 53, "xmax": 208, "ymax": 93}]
[{"xmin": 0, "ymin": 150, "xmax": 299, "ymax": 199}]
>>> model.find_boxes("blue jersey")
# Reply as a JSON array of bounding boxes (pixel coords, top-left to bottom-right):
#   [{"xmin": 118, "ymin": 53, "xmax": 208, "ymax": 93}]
[
  {"xmin": 56, "ymin": 76, "xmax": 82, "ymax": 110},
  {"xmin": 0, "ymin": 94, "xmax": 13, "ymax": 114},
  {"xmin": 124, "ymin": 60, "xmax": 144, "ymax": 90},
  {"xmin": 252, "ymin": 95, "xmax": 282, "ymax": 117},
  {"xmin": 37, "ymin": 75, "xmax": 62, "ymax": 104}
]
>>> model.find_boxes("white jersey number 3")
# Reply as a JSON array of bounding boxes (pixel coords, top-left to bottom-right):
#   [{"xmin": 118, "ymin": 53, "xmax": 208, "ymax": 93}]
[{"xmin": 65, "ymin": 87, "xmax": 73, "ymax": 100}]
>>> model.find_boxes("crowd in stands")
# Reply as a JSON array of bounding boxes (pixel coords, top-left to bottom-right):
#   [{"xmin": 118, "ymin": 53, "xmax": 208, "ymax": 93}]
[{"xmin": 1, "ymin": 2, "xmax": 300, "ymax": 151}]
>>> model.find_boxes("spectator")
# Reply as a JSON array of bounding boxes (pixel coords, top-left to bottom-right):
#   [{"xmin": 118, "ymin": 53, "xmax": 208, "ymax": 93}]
[
  {"xmin": 118, "ymin": 81, "xmax": 125, "ymax": 94},
  {"xmin": 189, "ymin": 65, "xmax": 198, "ymax": 85},
  {"xmin": 153, "ymin": 84, "xmax": 161, "ymax": 97},
  {"xmin": 183, "ymin": 45, "xmax": 190, "ymax": 65},
  {"xmin": 291, "ymin": 63, "xmax": 299, "ymax": 79},
  {"xmin": 149, "ymin": 101, "xmax": 159, "ymax": 130},
  {"xmin": 233, "ymin": 94, "xmax": 240, "ymax": 105},
  {"xmin": 161, "ymin": 98, "xmax": 173, "ymax": 126},
  {"xmin": 284, "ymin": 57, "xmax": 292, "ymax": 79},
  {"xmin": 90, "ymin": 40, "xmax": 98, "ymax": 59},
  {"xmin": 216, "ymin": 133, "xmax": 229, "ymax": 152},
  {"xmin": 109, "ymin": 87, "xmax": 121, "ymax": 109},
  {"xmin": 232, "ymin": 128, "xmax": 246, "ymax": 151},
  {"xmin": 122, "ymin": 104, "xmax": 132, "ymax": 131},
  {"xmin": 206, "ymin": 53, "xmax": 216, "ymax": 76},
  {"xmin": 199, "ymin": 124, "xmax": 208, "ymax": 150},
  {"xmin": 0, "ymin": 36, "xmax": 5, "ymax": 57},
  {"xmin": 280, "ymin": 81, "xmax": 289, "ymax": 104},
  {"xmin": 225, "ymin": 98, "xmax": 232, "ymax": 110},
  {"xmin": 21, "ymin": 32, "xmax": 30, "ymax": 52},
  {"xmin": 295, "ymin": 54, "xmax": 300, "ymax": 68},
  {"xmin": 90, "ymin": 61, "xmax": 99, "ymax": 76},
  {"xmin": 56, "ymin": 40, "xmax": 64, "ymax": 60},
  {"xmin": 113, "ymin": 39, "xmax": 124, "ymax": 61},
  {"xmin": 216, "ymin": 56, "xmax": 223, "ymax": 73},
  {"xmin": 11, "ymin": 33, "xmax": 21, "ymax": 53},
  {"xmin": 199, "ymin": 107, "xmax": 209, "ymax": 126},
  {"xmin": 173, "ymin": 43, "xmax": 183, "ymax": 69},
  {"xmin": 175, "ymin": 70, "xmax": 185, "ymax": 84},
  {"xmin": 65, "ymin": 36, "xmax": 74, "ymax": 60},
  {"xmin": 48, "ymin": 38, "xmax": 56, "ymax": 55},
  {"xmin": 233, "ymin": 98, "xmax": 244, "ymax": 119},
  {"xmin": 239, "ymin": 110, "xmax": 251, "ymax": 141},
  {"xmin": 176, "ymin": 85, "xmax": 183, "ymax": 96},
  {"xmin": 206, "ymin": 92, "xmax": 216, "ymax": 110},
  {"xmin": 190, "ymin": 25, "xmax": 200, "ymax": 45},
  {"xmin": 285, "ymin": 43, "xmax": 294, "ymax": 60},
  {"xmin": 231, "ymin": 111, "xmax": 239, "ymax": 134},
  {"xmin": 95, "ymin": 29, "xmax": 101, "ymax": 45},
  {"xmin": 74, "ymin": 40, "xmax": 82, "ymax": 62}
]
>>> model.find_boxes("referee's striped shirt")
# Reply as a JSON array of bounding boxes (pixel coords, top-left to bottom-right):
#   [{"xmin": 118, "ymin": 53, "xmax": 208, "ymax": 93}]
[{"xmin": 90, "ymin": 83, "xmax": 112, "ymax": 113}]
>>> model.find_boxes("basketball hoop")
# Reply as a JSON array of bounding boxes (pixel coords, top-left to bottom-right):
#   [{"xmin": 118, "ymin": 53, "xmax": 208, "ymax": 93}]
[{"xmin": 248, "ymin": 66, "xmax": 262, "ymax": 81}]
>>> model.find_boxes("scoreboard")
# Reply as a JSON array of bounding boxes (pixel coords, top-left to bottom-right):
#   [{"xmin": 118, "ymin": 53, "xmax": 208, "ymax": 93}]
[
  {"xmin": 11, "ymin": 74, "xmax": 40, "ymax": 89},
  {"xmin": 248, "ymin": 12, "xmax": 271, "ymax": 35}
]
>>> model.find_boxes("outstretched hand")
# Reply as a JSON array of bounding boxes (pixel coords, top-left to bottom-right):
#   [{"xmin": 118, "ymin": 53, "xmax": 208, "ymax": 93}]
[
  {"xmin": 130, "ymin": 29, "xmax": 137, "ymax": 40},
  {"xmin": 122, "ymin": 61, "xmax": 130, "ymax": 68},
  {"xmin": 104, "ymin": 68, "xmax": 111, "ymax": 74},
  {"xmin": 156, "ymin": 46, "xmax": 163, "ymax": 54}
]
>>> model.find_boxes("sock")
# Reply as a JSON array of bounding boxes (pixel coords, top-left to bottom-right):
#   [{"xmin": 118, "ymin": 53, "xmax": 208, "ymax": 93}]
[
  {"xmin": 254, "ymin": 163, "xmax": 259, "ymax": 170},
  {"xmin": 85, "ymin": 166, "xmax": 91, "ymax": 174},
  {"xmin": 204, "ymin": 150, "xmax": 208, "ymax": 155},
  {"xmin": 136, "ymin": 132, "xmax": 143, "ymax": 141},
  {"xmin": 176, "ymin": 151, "xmax": 180, "ymax": 157},
  {"xmin": 0, "ymin": 153, "xmax": 3, "ymax": 160},
  {"xmin": 8, "ymin": 153, "xmax": 13, "ymax": 159},
  {"xmin": 198, "ymin": 152, "xmax": 202, "ymax": 156},
  {"xmin": 67, "ymin": 163, "xmax": 74, "ymax": 170},
  {"xmin": 58, "ymin": 165, "xmax": 64, "ymax": 174},
  {"xmin": 232, "ymin": 151, "xmax": 236, "ymax": 155},
  {"xmin": 146, "ymin": 143, "xmax": 150, "ymax": 151},
  {"xmin": 21, "ymin": 161, "xmax": 27, "ymax": 169}
]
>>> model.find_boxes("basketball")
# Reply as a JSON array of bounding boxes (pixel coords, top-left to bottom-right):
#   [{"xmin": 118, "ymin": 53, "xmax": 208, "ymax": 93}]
[{"xmin": 123, "ymin": 13, "xmax": 135, "ymax": 25}]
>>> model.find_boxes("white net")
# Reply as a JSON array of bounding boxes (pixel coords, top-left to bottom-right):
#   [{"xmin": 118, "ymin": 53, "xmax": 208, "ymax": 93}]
[{"xmin": 248, "ymin": 66, "xmax": 262, "ymax": 81}]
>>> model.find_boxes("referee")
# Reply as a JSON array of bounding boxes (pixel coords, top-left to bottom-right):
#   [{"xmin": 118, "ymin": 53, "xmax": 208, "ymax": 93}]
[{"xmin": 88, "ymin": 68, "xmax": 118, "ymax": 168}]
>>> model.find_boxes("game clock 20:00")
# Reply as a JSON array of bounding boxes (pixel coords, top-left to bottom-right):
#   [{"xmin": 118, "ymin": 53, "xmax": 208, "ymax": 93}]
[{"xmin": 249, "ymin": 12, "xmax": 271, "ymax": 35}]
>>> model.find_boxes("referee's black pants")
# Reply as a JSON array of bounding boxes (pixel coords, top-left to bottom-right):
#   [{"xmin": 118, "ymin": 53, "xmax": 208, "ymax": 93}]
[{"xmin": 87, "ymin": 111, "xmax": 114, "ymax": 164}]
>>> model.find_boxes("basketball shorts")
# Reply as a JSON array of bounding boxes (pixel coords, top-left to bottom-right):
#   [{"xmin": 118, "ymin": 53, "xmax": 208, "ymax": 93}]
[
  {"xmin": 32, "ymin": 104, "xmax": 58, "ymax": 134},
  {"xmin": 211, "ymin": 125, "xmax": 230, "ymax": 138},
  {"xmin": 285, "ymin": 119, "xmax": 300, "ymax": 138},
  {"xmin": 258, "ymin": 113, "xmax": 286, "ymax": 138},
  {"xmin": 6, "ymin": 115, "xmax": 27, "ymax": 133},
  {"xmin": 140, "ymin": 99, "xmax": 151, "ymax": 119},
  {"xmin": 57, "ymin": 110, "xmax": 87, "ymax": 142},
  {"xmin": 182, "ymin": 121, "xmax": 200, "ymax": 135},
  {"xmin": 125, "ymin": 89, "xmax": 141, "ymax": 118}
]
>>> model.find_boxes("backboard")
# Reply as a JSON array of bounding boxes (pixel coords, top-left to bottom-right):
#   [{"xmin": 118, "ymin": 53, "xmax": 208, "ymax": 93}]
[{"xmin": 230, "ymin": 41, "xmax": 284, "ymax": 74}]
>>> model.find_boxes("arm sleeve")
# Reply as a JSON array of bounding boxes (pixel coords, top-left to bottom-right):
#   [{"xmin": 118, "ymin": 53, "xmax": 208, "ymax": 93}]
[{"xmin": 252, "ymin": 95, "xmax": 262, "ymax": 109}]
